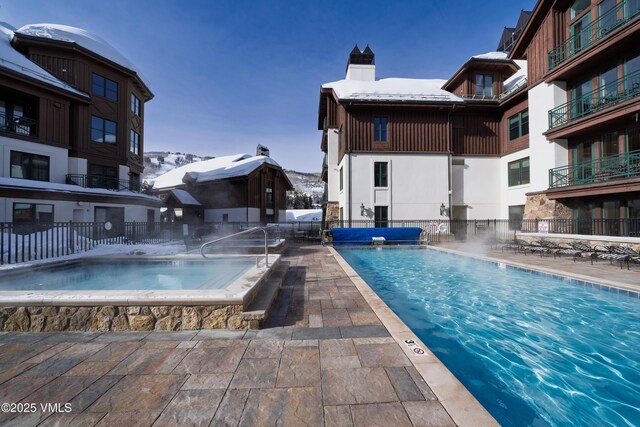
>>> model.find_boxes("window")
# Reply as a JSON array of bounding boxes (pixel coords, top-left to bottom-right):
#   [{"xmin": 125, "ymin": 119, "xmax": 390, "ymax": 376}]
[
  {"xmin": 131, "ymin": 94, "xmax": 141, "ymax": 116},
  {"xmin": 339, "ymin": 166, "xmax": 343, "ymax": 191},
  {"xmin": 599, "ymin": 66, "xmax": 618, "ymax": 100},
  {"xmin": 508, "ymin": 109, "xmax": 529, "ymax": 141},
  {"xmin": 10, "ymin": 151, "xmax": 49, "ymax": 181},
  {"xmin": 91, "ymin": 73, "xmax": 118, "ymax": 101},
  {"xmin": 624, "ymin": 55, "xmax": 640, "ymax": 92},
  {"xmin": 571, "ymin": 79, "xmax": 593, "ymax": 118},
  {"xmin": 91, "ymin": 116, "xmax": 117, "ymax": 144},
  {"xmin": 628, "ymin": 126, "xmax": 640, "ymax": 152},
  {"xmin": 508, "ymin": 205, "xmax": 525, "ymax": 230},
  {"xmin": 13, "ymin": 203, "xmax": 53, "ymax": 223},
  {"xmin": 598, "ymin": 0, "xmax": 617, "ymax": 35},
  {"xmin": 574, "ymin": 140, "xmax": 594, "ymax": 181},
  {"xmin": 374, "ymin": 162, "xmax": 388, "ymax": 187},
  {"xmin": 570, "ymin": 0, "xmax": 590, "ymax": 18},
  {"xmin": 475, "ymin": 74, "xmax": 493, "ymax": 97},
  {"xmin": 266, "ymin": 185, "xmax": 273, "ymax": 203},
  {"xmin": 570, "ymin": 13, "xmax": 591, "ymax": 53},
  {"xmin": 89, "ymin": 164, "xmax": 118, "ymax": 190},
  {"xmin": 508, "ymin": 157, "xmax": 530, "ymax": 186},
  {"xmin": 573, "ymin": 203, "xmax": 594, "ymax": 235},
  {"xmin": 339, "ymin": 207, "xmax": 344, "ymax": 222},
  {"xmin": 130, "ymin": 130, "xmax": 140, "ymax": 154},
  {"xmin": 374, "ymin": 117, "xmax": 388, "ymax": 142},
  {"xmin": 374, "ymin": 206, "xmax": 388, "ymax": 228},
  {"xmin": 601, "ymin": 132, "xmax": 619, "ymax": 157}
]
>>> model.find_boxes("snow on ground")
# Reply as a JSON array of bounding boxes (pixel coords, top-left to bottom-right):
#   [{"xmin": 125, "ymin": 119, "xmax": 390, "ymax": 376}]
[
  {"xmin": 0, "ymin": 241, "xmax": 188, "ymax": 271},
  {"xmin": 286, "ymin": 209, "xmax": 322, "ymax": 221}
]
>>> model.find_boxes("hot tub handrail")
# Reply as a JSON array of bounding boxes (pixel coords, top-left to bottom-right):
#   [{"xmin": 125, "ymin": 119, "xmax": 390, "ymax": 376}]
[{"xmin": 200, "ymin": 226, "xmax": 269, "ymax": 267}]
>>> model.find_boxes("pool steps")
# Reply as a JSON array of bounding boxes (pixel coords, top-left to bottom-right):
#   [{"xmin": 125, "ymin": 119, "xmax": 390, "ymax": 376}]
[{"xmin": 241, "ymin": 262, "xmax": 289, "ymax": 328}]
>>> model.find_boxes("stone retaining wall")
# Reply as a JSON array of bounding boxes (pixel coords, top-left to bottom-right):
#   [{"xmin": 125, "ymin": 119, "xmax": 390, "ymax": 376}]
[{"xmin": 0, "ymin": 304, "xmax": 257, "ymax": 332}]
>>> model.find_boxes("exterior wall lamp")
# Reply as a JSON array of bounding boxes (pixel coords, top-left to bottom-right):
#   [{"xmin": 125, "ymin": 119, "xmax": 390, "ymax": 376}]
[
  {"xmin": 360, "ymin": 203, "xmax": 366, "ymax": 216},
  {"xmin": 440, "ymin": 203, "xmax": 446, "ymax": 216}
]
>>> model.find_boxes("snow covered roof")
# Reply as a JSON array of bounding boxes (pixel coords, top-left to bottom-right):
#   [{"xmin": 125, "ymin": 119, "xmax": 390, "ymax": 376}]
[
  {"xmin": 322, "ymin": 78, "xmax": 463, "ymax": 103},
  {"xmin": 16, "ymin": 23, "xmax": 150, "ymax": 90},
  {"xmin": 286, "ymin": 209, "xmax": 322, "ymax": 222},
  {"xmin": 170, "ymin": 189, "xmax": 201, "ymax": 206},
  {"xmin": 0, "ymin": 23, "xmax": 87, "ymax": 97},
  {"xmin": 472, "ymin": 51, "xmax": 509, "ymax": 60},
  {"xmin": 0, "ymin": 177, "xmax": 160, "ymax": 201},
  {"xmin": 501, "ymin": 59, "xmax": 528, "ymax": 99},
  {"xmin": 151, "ymin": 153, "xmax": 283, "ymax": 189}
]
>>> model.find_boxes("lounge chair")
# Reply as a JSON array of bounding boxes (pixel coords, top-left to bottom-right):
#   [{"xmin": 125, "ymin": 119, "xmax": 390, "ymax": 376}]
[{"xmin": 595, "ymin": 246, "xmax": 635, "ymax": 269}]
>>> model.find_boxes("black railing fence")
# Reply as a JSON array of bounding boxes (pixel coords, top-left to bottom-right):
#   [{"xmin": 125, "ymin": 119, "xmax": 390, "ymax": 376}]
[
  {"xmin": 0, "ymin": 221, "xmax": 184, "ymax": 265},
  {"xmin": 2, "ymin": 219, "xmax": 638, "ymax": 265}
]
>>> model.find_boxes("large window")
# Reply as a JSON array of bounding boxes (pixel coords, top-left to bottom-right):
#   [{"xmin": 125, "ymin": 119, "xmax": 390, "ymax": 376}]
[
  {"xmin": 374, "ymin": 206, "xmax": 388, "ymax": 228},
  {"xmin": 374, "ymin": 117, "xmax": 388, "ymax": 142},
  {"xmin": 571, "ymin": 79, "xmax": 593, "ymax": 117},
  {"xmin": 374, "ymin": 162, "xmax": 388, "ymax": 187},
  {"xmin": 475, "ymin": 74, "xmax": 493, "ymax": 97},
  {"xmin": 508, "ymin": 157, "xmax": 530, "ymax": 186},
  {"xmin": 130, "ymin": 130, "xmax": 140, "ymax": 154},
  {"xmin": 570, "ymin": 0, "xmax": 590, "ymax": 18},
  {"xmin": 92, "ymin": 73, "xmax": 118, "ymax": 101},
  {"xmin": 508, "ymin": 109, "xmax": 529, "ymax": 141},
  {"xmin": 131, "ymin": 93, "xmax": 141, "ymax": 116},
  {"xmin": 10, "ymin": 151, "xmax": 49, "ymax": 181},
  {"xmin": 339, "ymin": 166, "xmax": 343, "ymax": 191},
  {"xmin": 91, "ymin": 116, "xmax": 117, "ymax": 144},
  {"xmin": 13, "ymin": 203, "xmax": 53, "ymax": 223},
  {"xmin": 628, "ymin": 126, "xmax": 640, "ymax": 152},
  {"xmin": 601, "ymin": 132, "xmax": 619, "ymax": 157},
  {"xmin": 570, "ymin": 13, "xmax": 591, "ymax": 53},
  {"xmin": 89, "ymin": 164, "xmax": 118, "ymax": 190}
]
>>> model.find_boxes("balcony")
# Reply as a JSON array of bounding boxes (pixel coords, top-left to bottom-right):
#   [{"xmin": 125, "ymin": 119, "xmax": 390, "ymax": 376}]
[
  {"xmin": 66, "ymin": 174, "xmax": 142, "ymax": 193},
  {"xmin": 548, "ymin": 70, "xmax": 640, "ymax": 129},
  {"xmin": 548, "ymin": 149, "xmax": 640, "ymax": 188},
  {"xmin": 0, "ymin": 111, "xmax": 38, "ymax": 138},
  {"xmin": 548, "ymin": 0, "xmax": 640, "ymax": 71}
]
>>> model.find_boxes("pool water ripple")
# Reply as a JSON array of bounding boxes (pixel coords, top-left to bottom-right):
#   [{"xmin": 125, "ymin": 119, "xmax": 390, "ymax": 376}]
[{"xmin": 338, "ymin": 248, "xmax": 640, "ymax": 427}]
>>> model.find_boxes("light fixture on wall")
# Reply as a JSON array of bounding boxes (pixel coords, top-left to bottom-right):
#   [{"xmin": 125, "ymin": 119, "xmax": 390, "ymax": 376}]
[
  {"xmin": 440, "ymin": 203, "xmax": 446, "ymax": 216},
  {"xmin": 360, "ymin": 203, "xmax": 366, "ymax": 216}
]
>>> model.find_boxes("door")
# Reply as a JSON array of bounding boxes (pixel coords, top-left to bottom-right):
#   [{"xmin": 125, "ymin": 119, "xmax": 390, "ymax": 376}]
[{"xmin": 374, "ymin": 206, "xmax": 388, "ymax": 228}]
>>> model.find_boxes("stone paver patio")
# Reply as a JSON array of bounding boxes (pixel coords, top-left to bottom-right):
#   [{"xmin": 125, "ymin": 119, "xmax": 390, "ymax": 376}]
[
  {"xmin": 2, "ymin": 241, "xmax": 636, "ymax": 426},
  {"xmin": 0, "ymin": 245, "xmax": 460, "ymax": 427}
]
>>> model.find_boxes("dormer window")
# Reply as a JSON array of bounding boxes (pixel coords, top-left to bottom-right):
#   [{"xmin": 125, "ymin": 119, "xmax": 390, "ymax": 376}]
[
  {"xmin": 374, "ymin": 117, "xmax": 388, "ymax": 142},
  {"xmin": 475, "ymin": 74, "xmax": 493, "ymax": 97},
  {"xmin": 92, "ymin": 73, "xmax": 118, "ymax": 101}
]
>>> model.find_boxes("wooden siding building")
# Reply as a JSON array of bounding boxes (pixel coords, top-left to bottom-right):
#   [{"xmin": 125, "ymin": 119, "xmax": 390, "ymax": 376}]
[{"xmin": 0, "ymin": 23, "xmax": 160, "ymax": 224}]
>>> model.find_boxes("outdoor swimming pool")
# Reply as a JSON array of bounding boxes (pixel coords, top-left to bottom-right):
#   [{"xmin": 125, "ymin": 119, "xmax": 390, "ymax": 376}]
[
  {"xmin": 338, "ymin": 248, "xmax": 640, "ymax": 427},
  {"xmin": 0, "ymin": 258, "xmax": 255, "ymax": 291}
]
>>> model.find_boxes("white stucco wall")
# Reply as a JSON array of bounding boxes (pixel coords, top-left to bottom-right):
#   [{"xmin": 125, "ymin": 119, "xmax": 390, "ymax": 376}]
[
  {"xmin": 204, "ymin": 208, "xmax": 249, "ymax": 223},
  {"xmin": 453, "ymin": 157, "xmax": 502, "ymax": 219},
  {"xmin": 326, "ymin": 129, "xmax": 341, "ymax": 202},
  {"xmin": 528, "ymin": 81, "xmax": 569, "ymax": 192},
  {"xmin": 0, "ymin": 136, "xmax": 68, "ymax": 183},
  {"xmin": 67, "ymin": 157, "xmax": 88, "ymax": 176},
  {"xmin": 499, "ymin": 149, "xmax": 532, "ymax": 218},
  {"xmin": 341, "ymin": 153, "xmax": 450, "ymax": 221}
]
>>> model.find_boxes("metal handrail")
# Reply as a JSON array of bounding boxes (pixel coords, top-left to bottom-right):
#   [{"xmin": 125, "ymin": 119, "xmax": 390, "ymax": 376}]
[
  {"xmin": 548, "ymin": 149, "xmax": 640, "ymax": 188},
  {"xmin": 200, "ymin": 226, "xmax": 269, "ymax": 267}
]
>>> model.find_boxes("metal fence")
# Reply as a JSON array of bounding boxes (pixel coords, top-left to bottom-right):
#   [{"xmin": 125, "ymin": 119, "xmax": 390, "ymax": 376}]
[{"xmin": 0, "ymin": 221, "xmax": 184, "ymax": 265}]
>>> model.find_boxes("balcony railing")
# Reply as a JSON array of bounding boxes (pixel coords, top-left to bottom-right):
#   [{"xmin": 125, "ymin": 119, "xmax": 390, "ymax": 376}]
[
  {"xmin": 66, "ymin": 174, "xmax": 142, "ymax": 193},
  {"xmin": 548, "ymin": 149, "xmax": 640, "ymax": 188},
  {"xmin": 0, "ymin": 112, "xmax": 38, "ymax": 137},
  {"xmin": 548, "ymin": 0, "xmax": 640, "ymax": 70},
  {"xmin": 548, "ymin": 70, "xmax": 640, "ymax": 129}
]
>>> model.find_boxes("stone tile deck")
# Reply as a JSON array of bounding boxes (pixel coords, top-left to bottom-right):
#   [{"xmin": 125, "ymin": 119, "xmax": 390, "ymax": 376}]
[
  {"xmin": 0, "ymin": 245, "xmax": 464, "ymax": 427},
  {"xmin": 3, "ymin": 242, "xmax": 631, "ymax": 426}
]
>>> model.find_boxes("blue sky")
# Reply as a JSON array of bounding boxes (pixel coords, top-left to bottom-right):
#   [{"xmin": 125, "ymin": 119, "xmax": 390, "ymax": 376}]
[{"xmin": 4, "ymin": 0, "xmax": 536, "ymax": 172}]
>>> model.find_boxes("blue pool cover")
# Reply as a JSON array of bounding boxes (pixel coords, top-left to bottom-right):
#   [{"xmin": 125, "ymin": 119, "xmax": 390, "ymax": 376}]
[{"xmin": 331, "ymin": 227, "xmax": 422, "ymax": 246}]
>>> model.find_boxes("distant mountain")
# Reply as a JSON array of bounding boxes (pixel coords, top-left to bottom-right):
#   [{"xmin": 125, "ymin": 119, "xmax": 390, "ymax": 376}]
[{"xmin": 142, "ymin": 152, "xmax": 323, "ymax": 203}]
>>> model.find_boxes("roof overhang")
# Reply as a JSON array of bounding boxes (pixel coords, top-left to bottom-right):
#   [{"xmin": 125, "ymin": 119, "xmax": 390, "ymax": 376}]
[{"xmin": 509, "ymin": 0, "xmax": 556, "ymax": 59}]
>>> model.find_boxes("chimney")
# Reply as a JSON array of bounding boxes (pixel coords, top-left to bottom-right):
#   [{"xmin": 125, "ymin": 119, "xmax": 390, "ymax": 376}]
[
  {"xmin": 345, "ymin": 44, "xmax": 375, "ymax": 81},
  {"xmin": 256, "ymin": 144, "xmax": 270, "ymax": 157}
]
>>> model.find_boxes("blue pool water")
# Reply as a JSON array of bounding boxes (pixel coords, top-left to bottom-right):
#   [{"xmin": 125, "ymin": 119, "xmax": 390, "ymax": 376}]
[
  {"xmin": 338, "ymin": 248, "xmax": 640, "ymax": 427},
  {"xmin": 0, "ymin": 259, "xmax": 254, "ymax": 291}
]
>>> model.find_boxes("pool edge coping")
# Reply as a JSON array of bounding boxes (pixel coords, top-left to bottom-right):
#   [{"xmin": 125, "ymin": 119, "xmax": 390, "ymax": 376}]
[
  {"xmin": 328, "ymin": 246, "xmax": 500, "ymax": 427},
  {"xmin": 0, "ymin": 254, "xmax": 281, "ymax": 307}
]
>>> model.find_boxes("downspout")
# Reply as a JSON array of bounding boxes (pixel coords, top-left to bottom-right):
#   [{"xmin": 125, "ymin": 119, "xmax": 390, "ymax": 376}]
[{"xmin": 347, "ymin": 102, "xmax": 353, "ymax": 227}]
